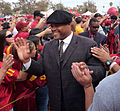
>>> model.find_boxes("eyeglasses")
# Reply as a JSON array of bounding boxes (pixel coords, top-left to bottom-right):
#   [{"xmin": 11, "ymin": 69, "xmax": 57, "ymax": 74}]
[{"xmin": 92, "ymin": 26, "xmax": 99, "ymax": 28}]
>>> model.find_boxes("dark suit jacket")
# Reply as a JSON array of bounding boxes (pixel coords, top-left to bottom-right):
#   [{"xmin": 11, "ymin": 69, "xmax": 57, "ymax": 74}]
[
  {"xmin": 79, "ymin": 31, "xmax": 107, "ymax": 47},
  {"xmin": 27, "ymin": 34, "xmax": 106, "ymax": 111}
]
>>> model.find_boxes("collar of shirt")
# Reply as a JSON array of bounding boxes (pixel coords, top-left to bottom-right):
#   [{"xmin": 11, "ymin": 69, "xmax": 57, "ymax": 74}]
[{"xmin": 59, "ymin": 31, "xmax": 73, "ymax": 52}]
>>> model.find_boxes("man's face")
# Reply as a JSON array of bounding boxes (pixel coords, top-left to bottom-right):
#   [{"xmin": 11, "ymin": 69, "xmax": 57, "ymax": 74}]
[
  {"xmin": 30, "ymin": 44, "xmax": 36, "ymax": 58},
  {"xmin": 96, "ymin": 17, "xmax": 102, "ymax": 22},
  {"xmin": 111, "ymin": 19, "xmax": 116, "ymax": 24},
  {"xmin": 35, "ymin": 16, "xmax": 41, "ymax": 21},
  {"xmin": 89, "ymin": 22, "xmax": 99, "ymax": 35},
  {"xmin": 50, "ymin": 24, "xmax": 71, "ymax": 40}
]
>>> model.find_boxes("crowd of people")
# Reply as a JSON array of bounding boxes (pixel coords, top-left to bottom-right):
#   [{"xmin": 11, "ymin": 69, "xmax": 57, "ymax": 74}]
[{"xmin": 0, "ymin": 6, "xmax": 119, "ymax": 111}]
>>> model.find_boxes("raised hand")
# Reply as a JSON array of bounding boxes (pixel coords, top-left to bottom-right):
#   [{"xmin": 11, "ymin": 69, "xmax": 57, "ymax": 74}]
[
  {"xmin": 14, "ymin": 37, "xmax": 30, "ymax": 63},
  {"xmin": 1, "ymin": 53, "xmax": 14, "ymax": 71},
  {"xmin": 71, "ymin": 62, "xmax": 93, "ymax": 88}
]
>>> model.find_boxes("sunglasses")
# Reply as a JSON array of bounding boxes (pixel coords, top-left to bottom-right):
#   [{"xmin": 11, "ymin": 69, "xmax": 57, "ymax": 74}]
[
  {"xmin": 92, "ymin": 26, "xmax": 99, "ymax": 28},
  {"xmin": 6, "ymin": 34, "xmax": 13, "ymax": 38}
]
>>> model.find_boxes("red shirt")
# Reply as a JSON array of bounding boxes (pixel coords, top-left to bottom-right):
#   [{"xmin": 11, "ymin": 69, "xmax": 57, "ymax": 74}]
[
  {"xmin": 0, "ymin": 62, "xmax": 19, "ymax": 111},
  {"xmin": 30, "ymin": 21, "xmax": 38, "ymax": 29},
  {"xmin": 14, "ymin": 32, "xmax": 29, "ymax": 40}
]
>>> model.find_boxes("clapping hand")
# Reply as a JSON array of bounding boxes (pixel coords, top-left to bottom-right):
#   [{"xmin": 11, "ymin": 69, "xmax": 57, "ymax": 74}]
[{"xmin": 71, "ymin": 62, "xmax": 93, "ymax": 88}]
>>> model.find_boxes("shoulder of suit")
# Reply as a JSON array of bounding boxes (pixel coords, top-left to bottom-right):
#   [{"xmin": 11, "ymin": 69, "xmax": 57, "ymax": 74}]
[
  {"xmin": 96, "ymin": 32, "xmax": 107, "ymax": 38},
  {"xmin": 44, "ymin": 39, "xmax": 57, "ymax": 48},
  {"xmin": 74, "ymin": 33, "xmax": 97, "ymax": 45}
]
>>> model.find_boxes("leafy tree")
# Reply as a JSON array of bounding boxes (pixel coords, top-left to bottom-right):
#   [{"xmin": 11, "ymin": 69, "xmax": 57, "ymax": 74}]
[
  {"xmin": 35, "ymin": 0, "xmax": 50, "ymax": 11},
  {"xmin": 12, "ymin": 0, "xmax": 50, "ymax": 14},
  {"xmin": 77, "ymin": 1, "xmax": 97, "ymax": 14},
  {"xmin": 0, "ymin": 0, "xmax": 12, "ymax": 15},
  {"xmin": 12, "ymin": 0, "xmax": 37, "ymax": 14},
  {"xmin": 50, "ymin": 3, "xmax": 66, "ymax": 10},
  {"xmin": 109, "ymin": 2, "xmax": 113, "ymax": 7}
]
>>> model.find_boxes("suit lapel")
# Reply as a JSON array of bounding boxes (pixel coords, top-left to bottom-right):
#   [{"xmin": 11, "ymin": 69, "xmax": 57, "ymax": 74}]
[
  {"xmin": 52, "ymin": 40, "xmax": 60, "ymax": 66},
  {"xmin": 60, "ymin": 34, "xmax": 78, "ymax": 68},
  {"xmin": 94, "ymin": 32, "xmax": 99, "ymax": 44}
]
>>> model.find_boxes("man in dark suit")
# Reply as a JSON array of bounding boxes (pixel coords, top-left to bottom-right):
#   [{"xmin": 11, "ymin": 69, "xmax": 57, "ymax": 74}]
[
  {"xmin": 15, "ymin": 10, "xmax": 106, "ymax": 111},
  {"xmin": 79, "ymin": 18, "xmax": 107, "ymax": 47}
]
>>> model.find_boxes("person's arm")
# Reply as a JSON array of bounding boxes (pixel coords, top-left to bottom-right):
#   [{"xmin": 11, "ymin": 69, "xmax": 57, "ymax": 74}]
[
  {"xmin": 71, "ymin": 62, "xmax": 94, "ymax": 111},
  {"xmin": 111, "ymin": 63, "xmax": 120, "ymax": 73},
  {"xmin": 84, "ymin": 85, "xmax": 94, "ymax": 111},
  {"xmin": 0, "ymin": 53, "xmax": 14, "ymax": 84},
  {"xmin": 8, "ymin": 19, "xmax": 17, "ymax": 33},
  {"xmin": 81, "ymin": 14, "xmax": 94, "ymax": 31},
  {"xmin": 16, "ymin": 70, "xmax": 28, "ymax": 81},
  {"xmin": 14, "ymin": 38, "xmax": 44, "ymax": 76},
  {"xmin": 8, "ymin": 12, "xmax": 18, "ymax": 32},
  {"xmin": 91, "ymin": 46, "xmax": 120, "ymax": 73},
  {"xmin": 35, "ymin": 27, "xmax": 52, "ymax": 38},
  {"xmin": 35, "ymin": 17, "xmax": 47, "ymax": 29}
]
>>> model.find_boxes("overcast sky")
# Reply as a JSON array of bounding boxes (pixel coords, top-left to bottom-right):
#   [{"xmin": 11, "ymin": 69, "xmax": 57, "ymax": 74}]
[{"xmin": 5, "ymin": 0, "xmax": 120, "ymax": 12}]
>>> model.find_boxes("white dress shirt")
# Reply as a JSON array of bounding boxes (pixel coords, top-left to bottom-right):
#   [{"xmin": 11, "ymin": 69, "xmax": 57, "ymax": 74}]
[
  {"xmin": 24, "ymin": 31, "xmax": 73, "ymax": 70},
  {"xmin": 59, "ymin": 31, "xmax": 73, "ymax": 53}
]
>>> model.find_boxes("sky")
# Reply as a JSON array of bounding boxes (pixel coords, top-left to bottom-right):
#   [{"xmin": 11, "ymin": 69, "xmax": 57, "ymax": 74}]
[{"xmin": 5, "ymin": 0, "xmax": 120, "ymax": 13}]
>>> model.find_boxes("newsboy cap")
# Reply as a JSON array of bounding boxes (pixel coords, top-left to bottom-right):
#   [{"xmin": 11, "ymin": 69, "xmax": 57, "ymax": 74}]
[{"xmin": 46, "ymin": 10, "xmax": 72, "ymax": 24}]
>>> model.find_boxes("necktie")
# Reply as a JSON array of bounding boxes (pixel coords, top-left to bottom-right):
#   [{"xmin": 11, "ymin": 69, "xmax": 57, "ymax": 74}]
[{"xmin": 59, "ymin": 41, "xmax": 64, "ymax": 57}]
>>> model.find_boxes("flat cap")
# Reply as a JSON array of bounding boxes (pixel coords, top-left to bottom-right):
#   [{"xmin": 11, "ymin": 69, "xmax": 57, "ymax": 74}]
[{"xmin": 47, "ymin": 10, "xmax": 72, "ymax": 24}]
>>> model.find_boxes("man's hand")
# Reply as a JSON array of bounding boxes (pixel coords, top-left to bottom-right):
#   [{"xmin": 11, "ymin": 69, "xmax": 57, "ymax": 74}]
[
  {"xmin": 71, "ymin": 62, "xmax": 93, "ymax": 88},
  {"xmin": 13, "ymin": 38, "xmax": 30, "ymax": 63}
]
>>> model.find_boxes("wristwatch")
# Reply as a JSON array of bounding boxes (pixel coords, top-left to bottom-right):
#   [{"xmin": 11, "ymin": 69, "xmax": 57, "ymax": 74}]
[{"xmin": 105, "ymin": 59, "xmax": 114, "ymax": 67}]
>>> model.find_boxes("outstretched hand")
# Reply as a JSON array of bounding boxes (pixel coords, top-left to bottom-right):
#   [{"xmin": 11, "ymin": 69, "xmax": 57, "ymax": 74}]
[
  {"xmin": 13, "ymin": 37, "xmax": 30, "ymax": 63},
  {"xmin": 71, "ymin": 62, "xmax": 93, "ymax": 88}
]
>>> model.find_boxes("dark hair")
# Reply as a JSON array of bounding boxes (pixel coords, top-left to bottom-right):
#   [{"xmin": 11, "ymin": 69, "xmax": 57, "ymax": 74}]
[
  {"xmin": 29, "ymin": 28, "xmax": 44, "ymax": 45},
  {"xmin": 0, "ymin": 29, "xmax": 7, "ymax": 61},
  {"xmin": 27, "ymin": 35, "xmax": 40, "ymax": 47},
  {"xmin": 94, "ymin": 13, "xmax": 102, "ymax": 18},
  {"xmin": 34, "ymin": 10, "xmax": 44, "ymax": 18},
  {"xmin": 25, "ymin": 39, "xmax": 38, "ymax": 61},
  {"xmin": 1, "ymin": 22, "xmax": 10, "ymax": 30},
  {"xmin": 75, "ymin": 17, "xmax": 82, "ymax": 24},
  {"xmin": 29, "ymin": 28, "xmax": 42, "ymax": 36},
  {"xmin": 110, "ymin": 15, "xmax": 117, "ymax": 20},
  {"xmin": 89, "ymin": 17, "xmax": 99, "ymax": 25}
]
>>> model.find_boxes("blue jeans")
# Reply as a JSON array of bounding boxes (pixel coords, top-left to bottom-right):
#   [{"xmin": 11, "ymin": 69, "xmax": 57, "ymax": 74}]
[{"xmin": 36, "ymin": 86, "xmax": 49, "ymax": 111}]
